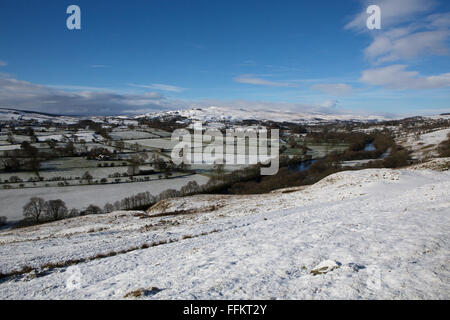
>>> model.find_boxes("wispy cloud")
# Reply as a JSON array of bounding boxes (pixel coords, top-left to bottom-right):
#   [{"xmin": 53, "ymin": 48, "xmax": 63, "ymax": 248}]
[
  {"xmin": 0, "ymin": 77, "xmax": 167, "ymax": 115},
  {"xmin": 263, "ymin": 65, "xmax": 303, "ymax": 73},
  {"xmin": 360, "ymin": 64, "xmax": 450, "ymax": 90},
  {"xmin": 311, "ymin": 83, "xmax": 355, "ymax": 96},
  {"xmin": 346, "ymin": 0, "xmax": 449, "ymax": 65},
  {"xmin": 191, "ymin": 43, "xmax": 206, "ymax": 50},
  {"xmin": 345, "ymin": 0, "xmax": 450, "ymax": 94},
  {"xmin": 235, "ymin": 60, "xmax": 258, "ymax": 68},
  {"xmin": 365, "ymin": 28, "xmax": 449, "ymax": 64},
  {"xmin": 90, "ymin": 64, "xmax": 108, "ymax": 68},
  {"xmin": 0, "ymin": 77, "xmax": 353, "ymax": 116},
  {"xmin": 0, "ymin": 60, "xmax": 7, "ymax": 67},
  {"xmin": 234, "ymin": 75, "xmax": 299, "ymax": 87},
  {"xmin": 46, "ymin": 84, "xmax": 116, "ymax": 92},
  {"xmin": 129, "ymin": 83, "xmax": 186, "ymax": 92}
]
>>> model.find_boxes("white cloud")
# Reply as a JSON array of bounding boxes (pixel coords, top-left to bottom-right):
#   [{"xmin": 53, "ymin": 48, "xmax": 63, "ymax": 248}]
[
  {"xmin": 320, "ymin": 99, "xmax": 339, "ymax": 109},
  {"xmin": 365, "ymin": 29, "xmax": 449, "ymax": 63},
  {"xmin": 360, "ymin": 64, "xmax": 450, "ymax": 90},
  {"xmin": 46, "ymin": 85, "xmax": 116, "ymax": 92},
  {"xmin": 129, "ymin": 83, "xmax": 186, "ymax": 92},
  {"xmin": 0, "ymin": 60, "xmax": 7, "ymax": 67},
  {"xmin": 311, "ymin": 83, "xmax": 354, "ymax": 96},
  {"xmin": 346, "ymin": 0, "xmax": 449, "ymax": 64},
  {"xmin": 234, "ymin": 75, "xmax": 299, "ymax": 87}
]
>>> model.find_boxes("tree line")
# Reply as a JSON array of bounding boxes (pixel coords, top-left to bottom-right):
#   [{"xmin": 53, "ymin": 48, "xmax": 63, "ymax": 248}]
[{"xmin": 15, "ymin": 180, "xmax": 204, "ymax": 228}]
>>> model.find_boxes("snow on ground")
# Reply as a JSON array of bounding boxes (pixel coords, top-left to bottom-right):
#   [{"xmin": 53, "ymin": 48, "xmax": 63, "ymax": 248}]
[
  {"xmin": 0, "ymin": 144, "xmax": 21, "ymax": 151},
  {"xmin": 36, "ymin": 132, "xmax": 103, "ymax": 143},
  {"xmin": 0, "ymin": 174, "xmax": 209, "ymax": 222},
  {"xmin": 109, "ymin": 131, "xmax": 159, "ymax": 140},
  {"xmin": 398, "ymin": 128, "xmax": 450, "ymax": 160},
  {"xmin": 0, "ymin": 164, "xmax": 449, "ymax": 299}
]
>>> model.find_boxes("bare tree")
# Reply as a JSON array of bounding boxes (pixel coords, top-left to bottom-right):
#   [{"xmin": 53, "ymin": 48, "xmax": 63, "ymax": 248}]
[
  {"xmin": 127, "ymin": 154, "xmax": 144, "ymax": 176},
  {"xmin": 7, "ymin": 132, "xmax": 15, "ymax": 144},
  {"xmin": 84, "ymin": 205, "xmax": 103, "ymax": 215},
  {"xmin": 113, "ymin": 201, "xmax": 121, "ymax": 211},
  {"xmin": 68, "ymin": 208, "xmax": 80, "ymax": 218},
  {"xmin": 82, "ymin": 171, "xmax": 93, "ymax": 184},
  {"xmin": 44, "ymin": 199, "xmax": 68, "ymax": 221},
  {"xmin": 181, "ymin": 181, "xmax": 200, "ymax": 195},
  {"xmin": 103, "ymin": 203, "xmax": 114, "ymax": 213},
  {"xmin": 115, "ymin": 140, "xmax": 125, "ymax": 153},
  {"xmin": 28, "ymin": 158, "xmax": 42, "ymax": 178},
  {"xmin": 23, "ymin": 197, "xmax": 45, "ymax": 223}
]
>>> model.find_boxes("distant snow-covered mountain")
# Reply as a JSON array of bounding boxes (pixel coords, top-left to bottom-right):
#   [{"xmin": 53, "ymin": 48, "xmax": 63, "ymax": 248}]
[
  {"xmin": 0, "ymin": 108, "xmax": 79, "ymax": 124},
  {"xmin": 5, "ymin": 106, "xmax": 447, "ymax": 125},
  {"xmin": 139, "ymin": 106, "xmax": 390, "ymax": 124}
]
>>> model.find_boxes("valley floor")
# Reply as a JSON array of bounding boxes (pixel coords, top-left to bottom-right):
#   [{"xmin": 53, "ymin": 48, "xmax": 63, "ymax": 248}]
[{"xmin": 0, "ymin": 159, "xmax": 449, "ymax": 299}]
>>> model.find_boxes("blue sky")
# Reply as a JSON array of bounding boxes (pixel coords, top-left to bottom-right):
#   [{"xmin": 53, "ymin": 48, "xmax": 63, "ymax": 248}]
[{"xmin": 0, "ymin": 0, "xmax": 449, "ymax": 116}]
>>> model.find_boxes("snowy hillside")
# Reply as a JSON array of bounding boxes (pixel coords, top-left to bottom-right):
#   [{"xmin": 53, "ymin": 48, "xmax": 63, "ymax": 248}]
[
  {"xmin": 0, "ymin": 108, "xmax": 78, "ymax": 124},
  {"xmin": 0, "ymin": 161, "xmax": 449, "ymax": 299},
  {"xmin": 397, "ymin": 128, "xmax": 450, "ymax": 161},
  {"xmin": 140, "ymin": 106, "xmax": 390, "ymax": 124},
  {"xmin": 2, "ymin": 106, "xmax": 447, "ymax": 125}
]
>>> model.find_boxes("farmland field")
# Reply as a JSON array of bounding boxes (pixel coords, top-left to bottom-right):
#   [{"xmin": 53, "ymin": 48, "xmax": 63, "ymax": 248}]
[
  {"xmin": 109, "ymin": 130, "xmax": 160, "ymax": 140},
  {"xmin": 0, "ymin": 173, "xmax": 209, "ymax": 222}
]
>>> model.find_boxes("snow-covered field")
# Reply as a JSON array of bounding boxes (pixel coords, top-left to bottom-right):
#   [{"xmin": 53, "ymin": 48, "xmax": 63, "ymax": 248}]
[
  {"xmin": 125, "ymin": 138, "xmax": 179, "ymax": 150},
  {"xmin": 0, "ymin": 144, "xmax": 21, "ymax": 151},
  {"xmin": 109, "ymin": 130, "xmax": 160, "ymax": 140},
  {"xmin": 0, "ymin": 161, "xmax": 448, "ymax": 299},
  {"xmin": 0, "ymin": 174, "xmax": 209, "ymax": 222},
  {"xmin": 36, "ymin": 132, "xmax": 103, "ymax": 143}
]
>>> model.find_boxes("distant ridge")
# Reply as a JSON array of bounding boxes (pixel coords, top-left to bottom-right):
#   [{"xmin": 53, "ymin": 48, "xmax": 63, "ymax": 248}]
[
  {"xmin": 0, "ymin": 107, "xmax": 65, "ymax": 117},
  {"xmin": 140, "ymin": 106, "xmax": 390, "ymax": 124}
]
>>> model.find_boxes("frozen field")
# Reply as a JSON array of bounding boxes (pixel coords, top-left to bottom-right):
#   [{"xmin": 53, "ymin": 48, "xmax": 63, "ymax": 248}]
[
  {"xmin": 0, "ymin": 174, "xmax": 209, "ymax": 221},
  {"xmin": 0, "ymin": 160, "xmax": 448, "ymax": 299}
]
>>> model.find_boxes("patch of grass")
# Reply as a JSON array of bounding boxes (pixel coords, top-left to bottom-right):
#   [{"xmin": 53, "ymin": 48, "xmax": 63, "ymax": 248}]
[
  {"xmin": 310, "ymin": 267, "xmax": 329, "ymax": 276},
  {"xmin": 123, "ymin": 287, "xmax": 162, "ymax": 298},
  {"xmin": 438, "ymin": 133, "xmax": 450, "ymax": 157}
]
